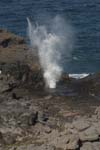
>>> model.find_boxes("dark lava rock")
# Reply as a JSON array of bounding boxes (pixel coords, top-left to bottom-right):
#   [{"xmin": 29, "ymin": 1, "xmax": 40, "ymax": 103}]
[
  {"xmin": 17, "ymin": 112, "xmax": 39, "ymax": 127},
  {"xmin": 38, "ymin": 112, "xmax": 49, "ymax": 123},
  {"xmin": 12, "ymin": 93, "xmax": 21, "ymax": 100},
  {"xmin": 0, "ymin": 132, "xmax": 4, "ymax": 146},
  {"xmin": 28, "ymin": 112, "xmax": 38, "ymax": 126},
  {"xmin": 0, "ymin": 38, "xmax": 11, "ymax": 48}
]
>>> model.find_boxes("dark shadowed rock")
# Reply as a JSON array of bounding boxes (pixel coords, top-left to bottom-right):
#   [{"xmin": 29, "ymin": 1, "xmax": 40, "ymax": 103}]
[
  {"xmin": 28, "ymin": 112, "xmax": 38, "ymax": 126},
  {"xmin": 0, "ymin": 132, "xmax": 4, "ymax": 146},
  {"xmin": 38, "ymin": 112, "xmax": 49, "ymax": 123}
]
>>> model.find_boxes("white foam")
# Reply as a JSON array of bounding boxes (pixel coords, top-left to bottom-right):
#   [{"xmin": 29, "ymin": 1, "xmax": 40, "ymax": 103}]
[
  {"xmin": 69, "ymin": 73, "xmax": 89, "ymax": 79},
  {"xmin": 27, "ymin": 16, "xmax": 74, "ymax": 88}
]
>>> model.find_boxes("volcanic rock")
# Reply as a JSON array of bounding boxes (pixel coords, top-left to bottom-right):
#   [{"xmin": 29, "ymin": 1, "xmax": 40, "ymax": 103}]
[
  {"xmin": 3, "ymin": 132, "xmax": 16, "ymax": 145},
  {"xmin": 93, "ymin": 142, "xmax": 100, "ymax": 149},
  {"xmin": 0, "ymin": 29, "xmax": 43, "ymax": 89},
  {"xmin": 0, "ymin": 29, "xmax": 100, "ymax": 150},
  {"xmin": 28, "ymin": 112, "xmax": 38, "ymax": 126},
  {"xmin": 38, "ymin": 111, "xmax": 49, "ymax": 123},
  {"xmin": 80, "ymin": 142, "xmax": 94, "ymax": 150},
  {"xmin": 66, "ymin": 134, "xmax": 80, "ymax": 150},
  {"xmin": 93, "ymin": 122, "xmax": 100, "ymax": 135},
  {"xmin": 95, "ymin": 107, "xmax": 100, "ymax": 119},
  {"xmin": 73, "ymin": 118, "xmax": 91, "ymax": 131},
  {"xmin": 79, "ymin": 126, "xmax": 99, "ymax": 142},
  {"xmin": 0, "ymin": 29, "xmax": 27, "ymax": 63},
  {"xmin": 44, "ymin": 126, "xmax": 52, "ymax": 134},
  {"xmin": 81, "ymin": 142, "xmax": 100, "ymax": 150}
]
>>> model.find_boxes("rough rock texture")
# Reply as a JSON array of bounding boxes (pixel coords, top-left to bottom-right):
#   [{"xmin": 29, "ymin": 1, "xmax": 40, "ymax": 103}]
[
  {"xmin": 0, "ymin": 29, "xmax": 100, "ymax": 150},
  {"xmin": 0, "ymin": 29, "xmax": 27, "ymax": 63},
  {"xmin": 0, "ymin": 29, "xmax": 40, "ymax": 77}
]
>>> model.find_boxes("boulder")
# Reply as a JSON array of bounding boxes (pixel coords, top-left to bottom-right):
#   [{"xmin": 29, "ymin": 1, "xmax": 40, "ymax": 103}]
[
  {"xmin": 66, "ymin": 134, "xmax": 80, "ymax": 150},
  {"xmin": 73, "ymin": 118, "xmax": 91, "ymax": 131},
  {"xmin": 80, "ymin": 142, "xmax": 94, "ymax": 150},
  {"xmin": 79, "ymin": 126, "xmax": 99, "ymax": 142}
]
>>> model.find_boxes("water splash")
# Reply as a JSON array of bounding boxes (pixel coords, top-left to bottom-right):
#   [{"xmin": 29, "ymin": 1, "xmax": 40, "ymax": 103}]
[{"xmin": 27, "ymin": 16, "xmax": 74, "ymax": 88}]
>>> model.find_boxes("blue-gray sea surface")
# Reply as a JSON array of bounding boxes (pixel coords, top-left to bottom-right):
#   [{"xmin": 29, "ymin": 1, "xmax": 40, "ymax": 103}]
[{"xmin": 0, "ymin": 0, "xmax": 100, "ymax": 73}]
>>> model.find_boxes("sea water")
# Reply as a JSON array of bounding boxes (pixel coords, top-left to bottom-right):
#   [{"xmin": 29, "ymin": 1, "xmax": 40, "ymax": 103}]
[{"xmin": 0, "ymin": 0, "xmax": 100, "ymax": 74}]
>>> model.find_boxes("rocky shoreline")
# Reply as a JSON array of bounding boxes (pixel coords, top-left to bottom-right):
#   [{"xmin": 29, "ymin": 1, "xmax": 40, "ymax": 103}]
[{"xmin": 0, "ymin": 29, "xmax": 100, "ymax": 150}]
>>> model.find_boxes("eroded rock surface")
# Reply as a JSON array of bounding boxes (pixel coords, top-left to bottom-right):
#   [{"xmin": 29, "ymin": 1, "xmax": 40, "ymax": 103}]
[{"xmin": 0, "ymin": 29, "xmax": 100, "ymax": 150}]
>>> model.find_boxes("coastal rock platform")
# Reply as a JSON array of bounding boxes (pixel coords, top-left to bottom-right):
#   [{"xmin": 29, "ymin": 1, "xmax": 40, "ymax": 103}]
[{"xmin": 0, "ymin": 29, "xmax": 100, "ymax": 150}]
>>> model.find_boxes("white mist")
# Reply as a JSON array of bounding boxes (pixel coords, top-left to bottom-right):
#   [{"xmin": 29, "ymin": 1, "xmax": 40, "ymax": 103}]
[{"xmin": 27, "ymin": 16, "xmax": 74, "ymax": 88}]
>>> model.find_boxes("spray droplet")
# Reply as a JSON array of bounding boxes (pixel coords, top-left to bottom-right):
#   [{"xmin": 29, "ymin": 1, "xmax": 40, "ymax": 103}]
[{"xmin": 27, "ymin": 16, "xmax": 74, "ymax": 88}]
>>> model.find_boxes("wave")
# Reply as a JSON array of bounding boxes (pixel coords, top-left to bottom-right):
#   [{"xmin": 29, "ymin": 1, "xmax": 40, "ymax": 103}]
[{"xmin": 68, "ymin": 73, "xmax": 90, "ymax": 79}]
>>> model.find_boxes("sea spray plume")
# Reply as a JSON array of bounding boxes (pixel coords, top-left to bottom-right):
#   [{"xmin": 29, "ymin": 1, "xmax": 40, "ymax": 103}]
[
  {"xmin": 27, "ymin": 16, "xmax": 74, "ymax": 88},
  {"xmin": 40, "ymin": 33, "xmax": 62, "ymax": 88}
]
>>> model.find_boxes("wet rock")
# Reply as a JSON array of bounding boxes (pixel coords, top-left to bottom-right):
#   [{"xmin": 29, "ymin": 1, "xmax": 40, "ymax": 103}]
[
  {"xmin": 73, "ymin": 118, "xmax": 90, "ymax": 131},
  {"xmin": 79, "ymin": 126, "xmax": 99, "ymax": 142}
]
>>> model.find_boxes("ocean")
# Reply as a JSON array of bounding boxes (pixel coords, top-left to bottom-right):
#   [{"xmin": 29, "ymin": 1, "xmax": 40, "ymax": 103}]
[{"xmin": 0, "ymin": 0, "xmax": 100, "ymax": 73}]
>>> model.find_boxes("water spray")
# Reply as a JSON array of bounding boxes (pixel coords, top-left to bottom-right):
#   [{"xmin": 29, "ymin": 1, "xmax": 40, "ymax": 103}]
[{"xmin": 27, "ymin": 16, "xmax": 74, "ymax": 88}]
